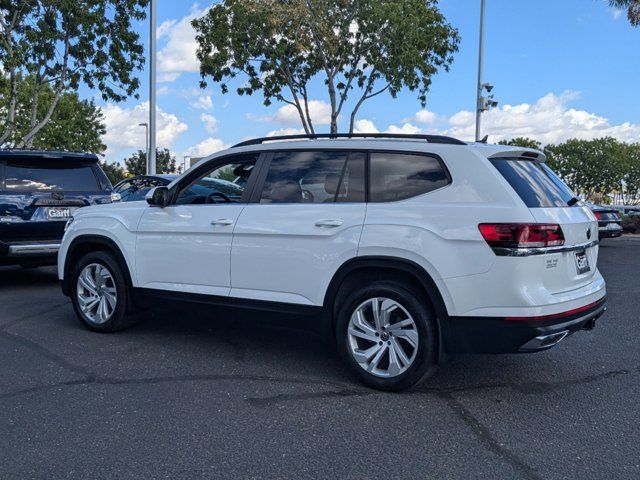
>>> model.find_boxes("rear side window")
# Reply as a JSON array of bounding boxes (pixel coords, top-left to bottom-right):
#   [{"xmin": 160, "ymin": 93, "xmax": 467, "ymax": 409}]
[
  {"xmin": 3, "ymin": 158, "xmax": 100, "ymax": 191},
  {"xmin": 369, "ymin": 152, "xmax": 450, "ymax": 202},
  {"xmin": 260, "ymin": 151, "xmax": 365, "ymax": 204},
  {"xmin": 490, "ymin": 159, "xmax": 574, "ymax": 208}
]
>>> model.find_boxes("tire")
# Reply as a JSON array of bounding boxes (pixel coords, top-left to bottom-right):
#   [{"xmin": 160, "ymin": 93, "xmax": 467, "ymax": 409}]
[
  {"xmin": 335, "ymin": 281, "xmax": 438, "ymax": 391},
  {"xmin": 70, "ymin": 250, "xmax": 139, "ymax": 332}
]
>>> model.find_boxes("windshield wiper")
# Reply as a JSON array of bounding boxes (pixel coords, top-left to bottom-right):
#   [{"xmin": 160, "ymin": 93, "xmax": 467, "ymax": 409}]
[{"xmin": 567, "ymin": 197, "xmax": 580, "ymax": 207}]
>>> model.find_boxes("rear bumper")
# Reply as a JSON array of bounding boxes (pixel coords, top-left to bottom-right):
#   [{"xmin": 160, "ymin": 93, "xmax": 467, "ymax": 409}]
[{"xmin": 447, "ymin": 297, "xmax": 606, "ymax": 354}]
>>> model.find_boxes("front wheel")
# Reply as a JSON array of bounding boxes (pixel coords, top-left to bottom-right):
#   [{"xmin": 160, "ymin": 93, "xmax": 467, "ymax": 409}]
[
  {"xmin": 70, "ymin": 251, "xmax": 139, "ymax": 332},
  {"xmin": 335, "ymin": 281, "xmax": 438, "ymax": 391}
]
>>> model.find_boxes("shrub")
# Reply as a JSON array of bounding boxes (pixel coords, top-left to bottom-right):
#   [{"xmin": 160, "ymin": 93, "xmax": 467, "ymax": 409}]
[{"xmin": 622, "ymin": 215, "xmax": 640, "ymax": 234}]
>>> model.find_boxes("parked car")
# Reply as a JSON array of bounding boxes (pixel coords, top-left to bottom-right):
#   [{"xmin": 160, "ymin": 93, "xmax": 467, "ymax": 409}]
[
  {"xmin": 0, "ymin": 150, "xmax": 117, "ymax": 267},
  {"xmin": 590, "ymin": 205, "xmax": 623, "ymax": 238},
  {"xmin": 114, "ymin": 174, "xmax": 246, "ymax": 203},
  {"xmin": 58, "ymin": 134, "xmax": 606, "ymax": 391},
  {"xmin": 113, "ymin": 175, "xmax": 177, "ymax": 202}
]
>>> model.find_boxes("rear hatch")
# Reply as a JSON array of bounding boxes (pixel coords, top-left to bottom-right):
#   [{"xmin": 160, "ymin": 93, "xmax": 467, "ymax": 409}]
[
  {"xmin": 489, "ymin": 153, "xmax": 598, "ymax": 294},
  {"xmin": 0, "ymin": 154, "xmax": 112, "ymax": 243}
]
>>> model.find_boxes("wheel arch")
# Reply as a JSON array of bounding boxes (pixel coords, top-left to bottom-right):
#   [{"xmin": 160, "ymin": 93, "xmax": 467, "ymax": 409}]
[
  {"xmin": 323, "ymin": 256, "xmax": 453, "ymax": 359},
  {"xmin": 61, "ymin": 235, "xmax": 134, "ymax": 297}
]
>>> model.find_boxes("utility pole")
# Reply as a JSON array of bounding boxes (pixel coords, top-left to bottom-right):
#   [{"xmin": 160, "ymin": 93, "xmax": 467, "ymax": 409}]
[
  {"xmin": 138, "ymin": 123, "xmax": 149, "ymax": 168},
  {"xmin": 475, "ymin": 0, "xmax": 498, "ymax": 142},
  {"xmin": 148, "ymin": 0, "xmax": 157, "ymax": 175}
]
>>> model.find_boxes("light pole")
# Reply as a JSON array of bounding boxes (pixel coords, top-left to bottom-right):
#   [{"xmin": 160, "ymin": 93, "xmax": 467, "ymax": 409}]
[
  {"xmin": 475, "ymin": 0, "xmax": 497, "ymax": 142},
  {"xmin": 138, "ymin": 123, "xmax": 149, "ymax": 171},
  {"xmin": 148, "ymin": 0, "xmax": 157, "ymax": 174}
]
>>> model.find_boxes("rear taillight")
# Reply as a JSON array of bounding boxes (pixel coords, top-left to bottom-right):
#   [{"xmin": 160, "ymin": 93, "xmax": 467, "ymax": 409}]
[
  {"xmin": 478, "ymin": 223, "xmax": 565, "ymax": 249},
  {"xmin": 594, "ymin": 212, "xmax": 603, "ymax": 220}
]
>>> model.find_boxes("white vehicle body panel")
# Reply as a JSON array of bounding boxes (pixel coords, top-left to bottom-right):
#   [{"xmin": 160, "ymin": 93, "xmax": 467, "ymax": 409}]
[{"xmin": 58, "ymin": 139, "xmax": 606, "ymax": 321}]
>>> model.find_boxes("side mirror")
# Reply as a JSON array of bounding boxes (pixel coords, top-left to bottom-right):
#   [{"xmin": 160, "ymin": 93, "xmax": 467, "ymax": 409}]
[{"xmin": 146, "ymin": 186, "xmax": 170, "ymax": 207}]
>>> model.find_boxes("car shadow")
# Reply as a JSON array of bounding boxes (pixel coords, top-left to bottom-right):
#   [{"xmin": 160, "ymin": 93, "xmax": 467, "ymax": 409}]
[{"xmin": 0, "ymin": 266, "xmax": 59, "ymax": 288}]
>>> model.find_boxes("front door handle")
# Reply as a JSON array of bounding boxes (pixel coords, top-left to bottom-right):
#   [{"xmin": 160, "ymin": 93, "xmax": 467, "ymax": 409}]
[
  {"xmin": 211, "ymin": 219, "xmax": 234, "ymax": 226},
  {"xmin": 315, "ymin": 219, "xmax": 343, "ymax": 228}
]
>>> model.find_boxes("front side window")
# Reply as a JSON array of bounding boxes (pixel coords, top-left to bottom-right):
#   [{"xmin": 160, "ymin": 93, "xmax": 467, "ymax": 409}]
[
  {"xmin": 369, "ymin": 152, "xmax": 450, "ymax": 202},
  {"xmin": 260, "ymin": 151, "xmax": 365, "ymax": 204},
  {"xmin": 4, "ymin": 158, "xmax": 100, "ymax": 191},
  {"xmin": 176, "ymin": 156, "xmax": 257, "ymax": 205},
  {"xmin": 490, "ymin": 159, "xmax": 574, "ymax": 208}
]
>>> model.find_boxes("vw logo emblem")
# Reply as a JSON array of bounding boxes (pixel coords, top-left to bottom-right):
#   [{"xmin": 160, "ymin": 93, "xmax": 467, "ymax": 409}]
[
  {"xmin": 52, "ymin": 192, "xmax": 64, "ymax": 201},
  {"xmin": 587, "ymin": 228, "xmax": 591, "ymax": 240}
]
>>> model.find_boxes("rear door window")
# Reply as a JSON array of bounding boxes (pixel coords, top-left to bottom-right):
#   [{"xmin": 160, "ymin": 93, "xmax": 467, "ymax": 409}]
[
  {"xmin": 490, "ymin": 159, "xmax": 574, "ymax": 208},
  {"xmin": 369, "ymin": 152, "xmax": 450, "ymax": 202},
  {"xmin": 4, "ymin": 158, "xmax": 101, "ymax": 191},
  {"xmin": 259, "ymin": 151, "xmax": 365, "ymax": 204}
]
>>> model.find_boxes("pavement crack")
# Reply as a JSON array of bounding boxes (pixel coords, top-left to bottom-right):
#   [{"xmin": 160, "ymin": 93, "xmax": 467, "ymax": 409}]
[
  {"xmin": 0, "ymin": 302, "xmax": 69, "ymax": 332},
  {"xmin": 0, "ymin": 330, "xmax": 95, "ymax": 378},
  {"xmin": 246, "ymin": 388, "xmax": 371, "ymax": 407},
  {"xmin": 439, "ymin": 392, "xmax": 543, "ymax": 480}
]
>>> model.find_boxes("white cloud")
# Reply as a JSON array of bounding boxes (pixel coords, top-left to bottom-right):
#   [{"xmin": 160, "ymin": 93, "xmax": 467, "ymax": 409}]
[
  {"xmin": 270, "ymin": 100, "xmax": 332, "ymax": 125},
  {"xmin": 407, "ymin": 109, "xmax": 437, "ymax": 125},
  {"xmin": 185, "ymin": 137, "xmax": 229, "ymax": 157},
  {"xmin": 266, "ymin": 127, "xmax": 305, "ymax": 137},
  {"xmin": 443, "ymin": 91, "xmax": 640, "ymax": 144},
  {"xmin": 157, "ymin": 6, "xmax": 207, "ymax": 82},
  {"xmin": 101, "ymin": 102, "xmax": 188, "ymax": 155},
  {"xmin": 192, "ymin": 95, "xmax": 213, "ymax": 110},
  {"xmin": 385, "ymin": 123, "xmax": 422, "ymax": 134},
  {"xmin": 200, "ymin": 113, "xmax": 218, "ymax": 133},
  {"xmin": 346, "ymin": 92, "xmax": 640, "ymax": 145},
  {"xmin": 353, "ymin": 119, "xmax": 379, "ymax": 133}
]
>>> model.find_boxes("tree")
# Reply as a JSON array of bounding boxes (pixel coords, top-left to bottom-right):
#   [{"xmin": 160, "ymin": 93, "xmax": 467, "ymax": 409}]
[
  {"xmin": 0, "ymin": 0, "xmax": 148, "ymax": 147},
  {"xmin": 124, "ymin": 149, "xmax": 179, "ymax": 177},
  {"xmin": 545, "ymin": 138, "xmax": 627, "ymax": 202},
  {"xmin": 498, "ymin": 137, "xmax": 543, "ymax": 150},
  {"xmin": 609, "ymin": 0, "xmax": 640, "ymax": 25},
  {"xmin": 193, "ymin": 0, "xmax": 459, "ymax": 134},
  {"xmin": 0, "ymin": 74, "xmax": 106, "ymax": 153},
  {"xmin": 100, "ymin": 161, "xmax": 127, "ymax": 185}
]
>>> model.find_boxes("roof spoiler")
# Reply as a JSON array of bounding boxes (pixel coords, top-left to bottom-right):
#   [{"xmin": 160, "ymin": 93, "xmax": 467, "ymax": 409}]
[{"xmin": 488, "ymin": 149, "xmax": 546, "ymax": 163}]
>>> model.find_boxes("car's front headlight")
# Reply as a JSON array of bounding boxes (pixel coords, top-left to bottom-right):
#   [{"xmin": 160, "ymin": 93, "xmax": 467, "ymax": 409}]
[{"xmin": 64, "ymin": 216, "xmax": 74, "ymax": 232}]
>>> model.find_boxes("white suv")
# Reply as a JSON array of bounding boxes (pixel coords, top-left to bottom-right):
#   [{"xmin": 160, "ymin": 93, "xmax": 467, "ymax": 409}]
[{"xmin": 58, "ymin": 134, "xmax": 606, "ymax": 391}]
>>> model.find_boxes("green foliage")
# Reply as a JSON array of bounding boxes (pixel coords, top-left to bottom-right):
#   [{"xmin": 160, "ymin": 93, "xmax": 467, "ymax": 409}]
[
  {"xmin": 124, "ymin": 149, "xmax": 178, "ymax": 177},
  {"xmin": 100, "ymin": 161, "xmax": 128, "ymax": 185},
  {"xmin": 545, "ymin": 138, "xmax": 626, "ymax": 201},
  {"xmin": 192, "ymin": 0, "xmax": 459, "ymax": 133},
  {"xmin": 608, "ymin": 0, "xmax": 640, "ymax": 25},
  {"xmin": 0, "ymin": 75, "xmax": 106, "ymax": 153},
  {"xmin": 498, "ymin": 137, "xmax": 543, "ymax": 150},
  {"xmin": 0, "ymin": 0, "xmax": 148, "ymax": 146},
  {"xmin": 498, "ymin": 136, "xmax": 640, "ymax": 205}
]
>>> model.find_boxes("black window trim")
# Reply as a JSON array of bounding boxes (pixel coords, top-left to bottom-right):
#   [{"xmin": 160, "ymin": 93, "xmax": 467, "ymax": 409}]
[
  {"xmin": 168, "ymin": 151, "xmax": 265, "ymax": 206},
  {"xmin": 245, "ymin": 148, "xmax": 452, "ymax": 205}
]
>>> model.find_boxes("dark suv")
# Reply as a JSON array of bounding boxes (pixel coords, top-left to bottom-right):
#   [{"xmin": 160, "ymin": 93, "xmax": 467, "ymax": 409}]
[{"xmin": 0, "ymin": 150, "xmax": 116, "ymax": 267}]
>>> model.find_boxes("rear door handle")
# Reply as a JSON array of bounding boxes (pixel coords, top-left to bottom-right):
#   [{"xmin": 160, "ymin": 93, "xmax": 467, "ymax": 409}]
[
  {"xmin": 315, "ymin": 219, "xmax": 343, "ymax": 228},
  {"xmin": 211, "ymin": 219, "xmax": 234, "ymax": 226}
]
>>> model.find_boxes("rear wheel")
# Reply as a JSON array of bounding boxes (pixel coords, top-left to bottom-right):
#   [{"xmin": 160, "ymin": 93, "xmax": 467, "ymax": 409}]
[
  {"xmin": 70, "ymin": 251, "xmax": 139, "ymax": 332},
  {"xmin": 335, "ymin": 281, "xmax": 438, "ymax": 391}
]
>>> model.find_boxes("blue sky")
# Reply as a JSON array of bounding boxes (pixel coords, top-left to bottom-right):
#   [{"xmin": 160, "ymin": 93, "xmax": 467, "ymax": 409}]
[{"xmin": 93, "ymin": 0, "xmax": 640, "ymax": 165}]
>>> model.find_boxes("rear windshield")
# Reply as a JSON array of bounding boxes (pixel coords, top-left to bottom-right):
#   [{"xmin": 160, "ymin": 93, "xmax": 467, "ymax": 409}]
[
  {"xmin": 490, "ymin": 159, "xmax": 574, "ymax": 208},
  {"xmin": 3, "ymin": 159, "xmax": 101, "ymax": 192}
]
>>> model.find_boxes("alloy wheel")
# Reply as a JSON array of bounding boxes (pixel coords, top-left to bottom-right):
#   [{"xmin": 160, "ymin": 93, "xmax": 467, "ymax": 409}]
[
  {"xmin": 347, "ymin": 297, "xmax": 419, "ymax": 378},
  {"xmin": 76, "ymin": 263, "xmax": 117, "ymax": 324}
]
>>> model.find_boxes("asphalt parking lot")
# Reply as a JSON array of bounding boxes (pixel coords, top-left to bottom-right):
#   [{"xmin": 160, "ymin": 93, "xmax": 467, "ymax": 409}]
[{"xmin": 1, "ymin": 237, "xmax": 639, "ymax": 479}]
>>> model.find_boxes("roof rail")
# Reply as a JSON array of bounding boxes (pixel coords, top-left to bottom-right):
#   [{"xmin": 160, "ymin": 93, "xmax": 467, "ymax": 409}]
[{"xmin": 232, "ymin": 133, "xmax": 466, "ymax": 148}]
